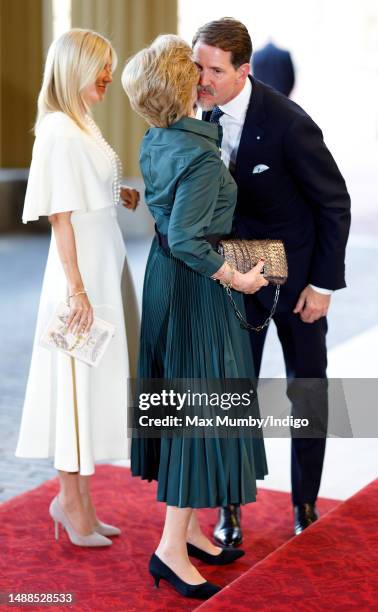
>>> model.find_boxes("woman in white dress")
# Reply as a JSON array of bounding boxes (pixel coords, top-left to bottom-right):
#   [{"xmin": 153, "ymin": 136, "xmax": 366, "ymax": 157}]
[{"xmin": 16, "ymin": 29, "xmax": 139, "ymax": 547}]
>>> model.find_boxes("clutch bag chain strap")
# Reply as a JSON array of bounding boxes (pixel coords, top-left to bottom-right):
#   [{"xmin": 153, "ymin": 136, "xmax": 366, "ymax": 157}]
[
  {"xmin": 224, "ymin": 284, "xmax": 281, "ymax": 332},
  {"xmin": 218, "ymin": 239, "xmax": 288, "ymax": 333}
]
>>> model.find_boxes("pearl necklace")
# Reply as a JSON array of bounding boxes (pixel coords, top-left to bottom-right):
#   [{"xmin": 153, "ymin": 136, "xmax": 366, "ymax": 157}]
[{"xmin": 85, "ymin": 115, "xmax": 123, "ymax": 206}]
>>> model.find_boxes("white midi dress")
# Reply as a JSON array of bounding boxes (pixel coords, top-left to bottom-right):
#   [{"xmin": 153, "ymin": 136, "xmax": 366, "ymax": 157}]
[{"xmin": 16, "ymin": 112, "xmax": 139, "ymax": 475}]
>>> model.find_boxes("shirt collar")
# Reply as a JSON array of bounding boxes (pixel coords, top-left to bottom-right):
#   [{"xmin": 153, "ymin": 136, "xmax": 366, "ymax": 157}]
[{"xmin": 219, "ymin": 78, "xmax": 252, "ymax": 120}]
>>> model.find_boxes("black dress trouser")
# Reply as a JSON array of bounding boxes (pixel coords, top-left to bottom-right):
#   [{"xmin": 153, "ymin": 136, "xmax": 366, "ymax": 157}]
[{"xmin": 244, "ymin": 295, "xmax": 328, "ymax": 506}]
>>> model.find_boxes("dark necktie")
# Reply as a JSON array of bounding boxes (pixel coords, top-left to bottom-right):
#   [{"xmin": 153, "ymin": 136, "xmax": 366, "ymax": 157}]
[{"xmin": 209, "ymin": 106, "xmax": 224, "ymax": 125}]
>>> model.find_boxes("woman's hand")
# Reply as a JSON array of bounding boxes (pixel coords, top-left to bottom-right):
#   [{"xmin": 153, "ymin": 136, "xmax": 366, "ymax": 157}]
[
  {"xmin": 66, "ymin": 292, "xmax": 94, "ymax": 335},
  {"xmin": 232, "ymin": 260, "xmax": 269, "ymax": 294},
  {"xmin": 120, "ymin": 186, "xmax": 140, "ymax": 211}
]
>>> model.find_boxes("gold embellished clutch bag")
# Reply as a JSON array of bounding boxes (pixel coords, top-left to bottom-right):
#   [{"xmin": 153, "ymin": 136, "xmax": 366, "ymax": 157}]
[
  {"xmin": 217, "ymin": 239, "xmax": 288, "ymax": 332},
  {"xmin": 218, "ymin": 239, "xmax": 288, "ymax": 284}
]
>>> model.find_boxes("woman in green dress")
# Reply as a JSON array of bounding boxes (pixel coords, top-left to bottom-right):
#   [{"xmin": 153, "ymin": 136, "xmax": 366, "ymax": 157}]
[{"xmin": 122, "ymin": 35, "xmax": 268, "ymax": 600}]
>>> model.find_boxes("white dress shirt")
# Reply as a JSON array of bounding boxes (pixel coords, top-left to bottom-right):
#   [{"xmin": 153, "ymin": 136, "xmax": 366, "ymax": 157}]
[
  {"xmin": 218, "ymin": 78, "xmax": 252, "ymax": 172},
  {"xmin": 210, "ymin": 80, "xmax": 332, "ymax": 296}
]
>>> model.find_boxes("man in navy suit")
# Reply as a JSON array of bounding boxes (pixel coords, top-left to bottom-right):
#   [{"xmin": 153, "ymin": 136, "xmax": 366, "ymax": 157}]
[
  {"xmin": 252, "ymin": 41, "xmax": 295, "ymax": 97},
  {"xmin": 193, "ymin": 18, "xmax": 351, "ymax": 545}
]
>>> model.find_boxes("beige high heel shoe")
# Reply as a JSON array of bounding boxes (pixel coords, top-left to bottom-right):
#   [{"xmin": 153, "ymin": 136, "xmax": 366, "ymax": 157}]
[
  {"xmin": 49, "ymin": 497, "xmax": 112, "ymax": 547},
  {"xmin": 94, "ymin": 521, "xmax": 121, "ymax": 537}
]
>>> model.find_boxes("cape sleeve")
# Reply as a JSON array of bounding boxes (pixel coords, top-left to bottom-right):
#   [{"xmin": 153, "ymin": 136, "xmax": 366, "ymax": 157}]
[{"xmin": 22, "ymin": 133, "xmax": 92, "ymax": 223}]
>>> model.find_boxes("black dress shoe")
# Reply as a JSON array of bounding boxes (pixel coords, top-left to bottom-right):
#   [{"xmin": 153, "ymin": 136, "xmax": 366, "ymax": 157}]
[
  {"xmin": 213, "ymin": 504, "xmax": 243, "ymax": 547},
  {"xmin": 294, "ymin": 503, "xmax": 319, "ymax": 535},
  {"xmin": 149, "ymin": 553, "xmax": 221, "ymax": 599},
  {"xmin": 187, "ymin": 542, "xmax": 245, "ymax": 565}
]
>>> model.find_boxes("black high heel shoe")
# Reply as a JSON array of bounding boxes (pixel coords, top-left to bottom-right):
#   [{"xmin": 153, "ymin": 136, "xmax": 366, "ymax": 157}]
[
  {"xmin": 149, "ymin": 553, "xmax": 221, "ymax": 600},
  {"xmin": 187, "ymin": 542, "xmax": 245, "ymax": 565}
]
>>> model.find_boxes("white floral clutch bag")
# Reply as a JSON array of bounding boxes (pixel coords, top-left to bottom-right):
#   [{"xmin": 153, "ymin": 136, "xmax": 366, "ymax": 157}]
[{"xmin": 40, "ymin": 303, "xmax": 115, "ymax": 367}]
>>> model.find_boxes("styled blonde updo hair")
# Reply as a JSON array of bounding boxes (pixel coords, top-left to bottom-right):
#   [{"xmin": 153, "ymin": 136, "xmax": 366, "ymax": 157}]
[
  {"xmin": 121, "ymin": 34, "xmax": 199, "ymax": 128},
  {"xmin": 35, "ymin": 28, "xmax": 117, "ymax": 132}
]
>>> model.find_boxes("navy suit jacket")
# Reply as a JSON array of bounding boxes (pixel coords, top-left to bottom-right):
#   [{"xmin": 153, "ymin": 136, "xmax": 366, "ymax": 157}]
[
  {"xmin": 204, "ymin": 77, "xmax": 351, "ymax": 311},
  {"xmin": 252, "ymin": 42, "xmax": 295, "ymax": 97}
]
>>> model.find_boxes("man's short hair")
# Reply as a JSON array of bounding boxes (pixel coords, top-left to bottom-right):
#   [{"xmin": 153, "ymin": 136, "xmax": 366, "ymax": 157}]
[{"xmin": 192, "ymin": 17, "xmax": 252, "ymax": 68}]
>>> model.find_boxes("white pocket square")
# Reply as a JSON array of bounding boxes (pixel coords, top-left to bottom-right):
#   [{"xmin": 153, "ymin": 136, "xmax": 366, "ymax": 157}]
[{"xmin": 252, "ymin": 164, "xmax": 270, "ymax": 174}]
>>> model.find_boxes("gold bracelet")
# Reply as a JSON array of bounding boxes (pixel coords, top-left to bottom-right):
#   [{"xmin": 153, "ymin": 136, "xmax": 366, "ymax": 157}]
[
  {"xmin": 69, "ymin": 290, "xmax": 87, "ymax": 299},
  {"xmin": 220, "ymin": 265, "xmax": 235, "ymax": 289},
  {"xmin": 211, "ymin": 262, "xmax": 227, "ymax": 282}
]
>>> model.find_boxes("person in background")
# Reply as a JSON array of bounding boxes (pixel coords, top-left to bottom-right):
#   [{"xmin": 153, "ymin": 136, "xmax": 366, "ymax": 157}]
[
  {"xmin": 252, "ymin": 40, "xmax": 295, "ymax": 97},
  {"xmin": 193, "ymin": 17, "xmax": 351, "ymax": 545},
  {"xmin": 16, "ymin": 29, "xmax": 139, "ymax": 547}
]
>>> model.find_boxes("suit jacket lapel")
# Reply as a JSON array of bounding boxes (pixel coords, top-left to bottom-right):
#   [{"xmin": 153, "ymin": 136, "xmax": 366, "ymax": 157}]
[
  {"xmin": 235, "ymin": 77, "xmax": 266, "ymax": 182},
  {"xmin": 201, "ymin": 77, "xmax": 267, "ymax": 180}
]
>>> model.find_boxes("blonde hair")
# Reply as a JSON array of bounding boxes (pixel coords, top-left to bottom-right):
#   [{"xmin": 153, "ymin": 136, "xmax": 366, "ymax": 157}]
[
  {"xmin": 35, "ymin": 28, "xmax": 117, "ymax": 133},
  {"xmin": 122, "ymin": 34, "xmax": 199, "ymax": 128}
]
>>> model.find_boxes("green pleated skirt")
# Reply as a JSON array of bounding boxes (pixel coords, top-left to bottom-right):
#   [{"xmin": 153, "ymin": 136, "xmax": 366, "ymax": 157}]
[{"xmin": 131, "ymin": 238, "xmax": 268, "ymax": 507}]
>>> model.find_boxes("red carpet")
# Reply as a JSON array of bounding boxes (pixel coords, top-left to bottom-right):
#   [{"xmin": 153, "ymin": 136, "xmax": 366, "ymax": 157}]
[
  {"xmin": 0, "ymin": 465, "xmax": 339, "ymax": 611},
  {"xmin": 198, "ymin": 479, "xmax": 378, "ymax": 611}
]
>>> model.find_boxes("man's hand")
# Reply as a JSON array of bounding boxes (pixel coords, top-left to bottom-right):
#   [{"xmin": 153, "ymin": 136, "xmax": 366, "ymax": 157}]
[
  {"xmin": 120, "ymin": 186, "xmax": 140, "ymax": 211},
  {"xmin": 293, "ymin": 285, "xmax": 331, "ymax": 323}
]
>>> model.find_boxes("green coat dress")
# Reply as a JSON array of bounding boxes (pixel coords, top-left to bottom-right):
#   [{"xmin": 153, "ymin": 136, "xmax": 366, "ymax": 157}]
[{"xmin": 131, "ymin": 117, "xmax": 268, "ymax": 508}]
